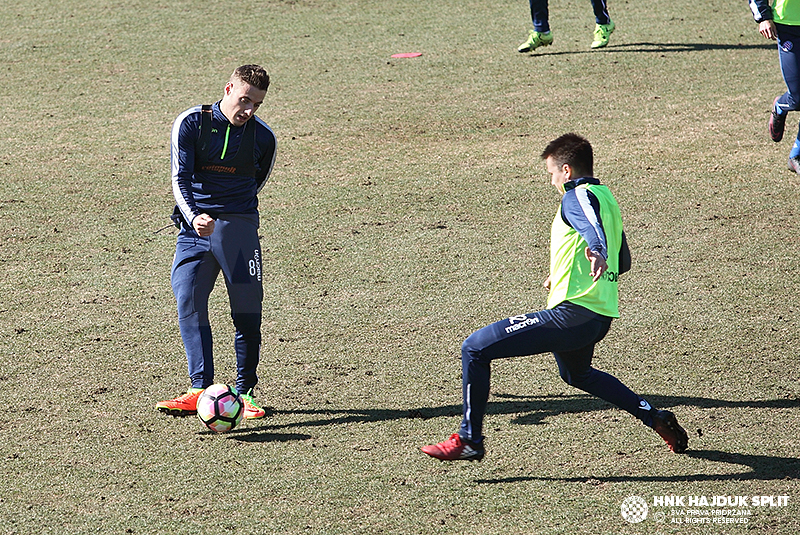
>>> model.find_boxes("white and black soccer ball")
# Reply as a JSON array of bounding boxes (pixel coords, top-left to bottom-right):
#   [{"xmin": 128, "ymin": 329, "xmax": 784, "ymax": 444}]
[{"xmin": 196, "ymin": 384, "xmax": 244, "ymax": 433}]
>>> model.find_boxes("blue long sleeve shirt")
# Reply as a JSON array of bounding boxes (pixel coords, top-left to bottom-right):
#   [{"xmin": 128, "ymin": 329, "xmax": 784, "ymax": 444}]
[
  {"xmin": 750, "ymin": 0, "xmax": 773, "ymax": 22},
  {"xmin": 171, "ymin": 101, "xmax": 277, "ymax": 225}
]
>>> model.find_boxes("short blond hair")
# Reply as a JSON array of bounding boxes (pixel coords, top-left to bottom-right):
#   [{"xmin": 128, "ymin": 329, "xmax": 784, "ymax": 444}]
[{"xmin": 232, "ymin": 64, "xmax": 270, "ymax": 92}]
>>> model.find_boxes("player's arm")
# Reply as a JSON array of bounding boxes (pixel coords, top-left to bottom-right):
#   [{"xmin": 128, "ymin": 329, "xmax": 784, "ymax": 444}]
[
  {"xmin": 561, "ymin": 189, "xmax": 608, "ymax": 258},
  {"xmin": 619, "ymin": 231, "xmax": 631, "ymax": 274},
  {"xmin": 749, "ymin": 0, "xmax": 776, "ymax": 39},
  {"xmin": 171, "ymin": 108, "xmax": 202, "ymax": 226},
  {"xmin": 254, "ymin": 120, "xmax": 278, "ymax": 194},
  {"xmin": 749, "ymin": 0, "xmax": 773, "ymax": 23},
  {"xmin": 171, "ymin": 110, "xmax": 217, "ymax": 236},
  {"xmin": 562, "ymin": 189, "xmax": 609, "ymax": 281},
  {"xmin": 588, "ymin": 230, "xmax": 630, "ymax": 282}
]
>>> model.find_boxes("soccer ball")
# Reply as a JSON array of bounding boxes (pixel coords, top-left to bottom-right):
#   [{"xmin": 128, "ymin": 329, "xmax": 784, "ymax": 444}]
[{"xmin": 196, "ymin": 384, "xmax": 244, "ymax": 433}]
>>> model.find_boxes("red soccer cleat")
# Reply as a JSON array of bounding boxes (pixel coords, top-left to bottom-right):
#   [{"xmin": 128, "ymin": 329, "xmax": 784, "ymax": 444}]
[
  {"xmin": 156, "ymin": 389, "xmax": 204, "ymax": 416},
  {"xmin": 770, "ymin": 97, "xmax": 786, "ymax": 143},
  {"xmin": 652, "ymin": 410, "xmax": 689, "ymax": 453},
  {"xmin": 421, "ymin": 433, "xmax": 485, "ymax": 461}
]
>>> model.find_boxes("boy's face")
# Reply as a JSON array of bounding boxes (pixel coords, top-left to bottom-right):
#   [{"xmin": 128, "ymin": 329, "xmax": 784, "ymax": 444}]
[
  {"xmin": 545, "ymin": 156, "xmax": 572, "ymax": 194},
  {"xmin": 220, "ymin": 78, "xmax": 267, "ymax": 127}
]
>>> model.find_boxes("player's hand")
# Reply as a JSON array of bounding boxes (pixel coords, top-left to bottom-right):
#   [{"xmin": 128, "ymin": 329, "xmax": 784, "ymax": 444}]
[
  {"xmin": 585, "ymin": 247, "xmax": 608, "ymax": 282},
  {"xmin": 760, "ymin": 20, "xmax": 777, "ymax": 40},
  {"xmin": 543, "ymin": 275, "xmax": 551, "ymax": 291},
  {"xmin": 193, "ymin": 213, "xmax": 216, "ymax": 237}
]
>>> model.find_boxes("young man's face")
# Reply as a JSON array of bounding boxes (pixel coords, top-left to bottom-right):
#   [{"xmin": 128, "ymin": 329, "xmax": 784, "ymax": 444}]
[
  {"xmin": 220, "ymin": 78, "xmax": 267, "ymax": 127},
  {"xmin": 545, "ymin": 156, "xmax": 572, "ymax": 194}
]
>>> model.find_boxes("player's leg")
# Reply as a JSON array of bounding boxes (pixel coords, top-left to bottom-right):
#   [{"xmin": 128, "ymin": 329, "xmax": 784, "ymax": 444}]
[
  {"xmin": 773, "ymin": 27, "xmax": 796, "ymax": 143},
  {"xmin": 460, "ymin": 304, "xmax": 612, "ymax": 443},
  {"xmin": 590, "ymin": 0, "xmax": 611, "ymax": 25},
  {"xmin": 552, "ymin": 317, "xmax": 688, "ymax": 452},
  {"xmin": 589, "ymin": 0, "xmax": 614, "ymax": 48},
  {"xmin": 214, "ymin": 214, "xmax": 266, "ymax": 419},
  {"xmin": 171, "ymin": 232, "xmax": 220, "ymax": 389},
  {"xmin": 157, "ymin": 231, "xmax": 220, "ymax": 415},
  {"xmin": 553, "ymin": 339, "xmax": 654, "ymax": 426},
  {"xmin": 775, "ymin": 26, "xmax": 800, "ymax": 168},
  {"xmin": 422, "ymin": 303, "xmax": 605, "ymax": 460},
  {"xmin": 518, "ymin": 0, "xmax": 553, "ymax": 52},
  {"xmin": 530, "ymin": 0, "xmax": 550, "ymax": 32}
]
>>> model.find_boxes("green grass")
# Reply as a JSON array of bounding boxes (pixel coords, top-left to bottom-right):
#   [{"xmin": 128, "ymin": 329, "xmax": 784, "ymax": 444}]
[{"xmin": 1, "ymin": 0, "xmax": 798, "ymax": 533}]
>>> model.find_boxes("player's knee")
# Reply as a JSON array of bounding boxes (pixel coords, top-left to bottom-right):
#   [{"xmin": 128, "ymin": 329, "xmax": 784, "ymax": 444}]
[
  {"xmin": 232, "ymin": 312, "xmax": 261, "ymax": 336},
  {"xmin": 563, "ymin": 370, "xmax": 594, "ymax": 389},
  {"xmin": 557, "ymin": 363, "xmax": 591, "ymax": 386},
  {"xmin": 462, "ymin": 335, "xmax": 493, "ymax": 365},
  {"xmin": 461, "ymin": 336, "xmax": 481, "ymax": 362},
  {"xmin": 558, "ymin": 368, "xmax": 574, "ymax": 386}
]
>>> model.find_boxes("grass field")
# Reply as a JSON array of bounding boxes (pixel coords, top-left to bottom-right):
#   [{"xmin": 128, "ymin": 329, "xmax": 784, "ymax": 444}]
[{"xmin": 1, "ymin": 0, "xmax": 798, "ymax": 533}]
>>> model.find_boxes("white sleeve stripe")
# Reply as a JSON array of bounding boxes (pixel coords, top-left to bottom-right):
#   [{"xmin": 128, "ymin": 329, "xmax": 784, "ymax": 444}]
[
  {"xmin": 749, "ymin": 0, "xmax": 760, "ymax": 18},
  {"xmin": 575, "ymin": 187, "xmax": 607, "ymax": 257},
  {"xmin": 171, "ymin": 106, "xmax": 202, "ymax": 223},
  {"xmin": 254, "ymin": 116, "xmax": 277, "ymax": 194}
]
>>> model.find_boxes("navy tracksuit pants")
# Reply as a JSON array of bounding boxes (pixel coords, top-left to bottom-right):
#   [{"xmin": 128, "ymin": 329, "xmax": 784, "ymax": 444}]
[
  {"xmin": 776, "ymin": 24, "xmax": 800, "ymax": 159},
  {"xmin": 527, "ymin": 0, "xmax": 611, "ymax": 33},
  {"xmin": 460, "ymin": 302, "xmax": 653, "ymax": 443},
  {"xmin": 171, "ymin": 213, "xmax": 263, "ymax": 393}
]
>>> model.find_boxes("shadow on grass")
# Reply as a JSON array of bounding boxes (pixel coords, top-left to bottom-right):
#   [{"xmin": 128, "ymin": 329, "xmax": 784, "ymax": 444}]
[
  {"xmin": 494, "ymin": 393, "xmax": 800, "ymax": 427},
  {"xmin": 197, "ymin": 424, "xmax": 312, "ymax": 442},
  {"xmin": 527, "ymin": 41, "xmax": 775, "ymax": 57},
  {"xmin": 245, "ymin": 393, "xmax": 800, "ymax": 431},
  {"xmin": 474, "ymin": 450, "xmax": 800, "ymax": 484},
  {"xmin": 229, "ymin": 431, "xmax": 313, "ymax": 443},
  {"xmin": 233, "ymin": 394, "xmax": 799, "ymax": 482}
]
